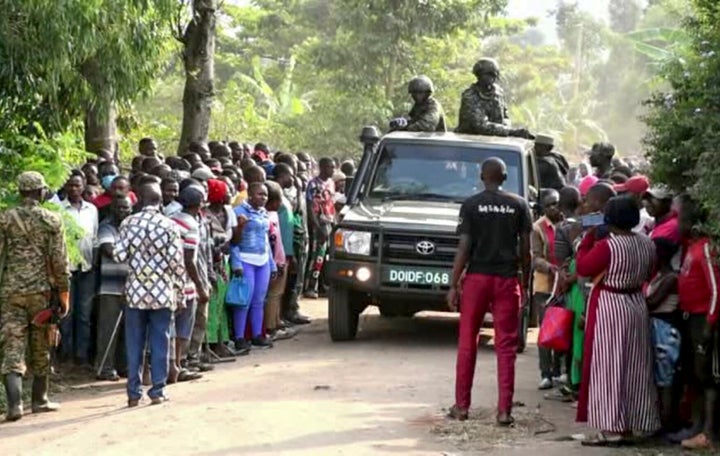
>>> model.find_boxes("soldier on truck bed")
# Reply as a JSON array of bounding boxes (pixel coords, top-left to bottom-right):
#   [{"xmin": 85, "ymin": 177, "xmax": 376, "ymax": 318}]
[
  {"xmin": 456, "ymin": 58, "xmax": 534, "ymax": 140},
  {"xmin": 389, "ymin": 75, "xmax": 446, "ymax": 133}
]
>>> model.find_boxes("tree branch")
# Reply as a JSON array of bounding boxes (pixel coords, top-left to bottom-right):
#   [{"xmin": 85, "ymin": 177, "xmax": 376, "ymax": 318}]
[{"xmin": 174, "ymin": 0, "xmax": 189, "ymax": 44}]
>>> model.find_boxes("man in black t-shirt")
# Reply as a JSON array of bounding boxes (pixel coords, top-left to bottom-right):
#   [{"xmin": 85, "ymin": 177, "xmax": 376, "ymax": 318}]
[{"xmin": 447, "ymin": 157, "xmax": 533, "ymax": 426}]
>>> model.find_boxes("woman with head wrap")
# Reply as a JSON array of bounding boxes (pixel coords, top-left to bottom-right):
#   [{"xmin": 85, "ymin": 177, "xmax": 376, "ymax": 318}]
[
  {"xmin": 574, "ymin": 196, "xmax": 660, "ymax": 445},
  {"xmin": 205, "ymin": 179, "xmax": 239, "ymax": 356}
]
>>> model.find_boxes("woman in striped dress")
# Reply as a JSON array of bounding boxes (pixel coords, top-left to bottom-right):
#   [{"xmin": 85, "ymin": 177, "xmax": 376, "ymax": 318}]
[{"xmin": 575, "ymin": 196, "xmax": 661, "ymax": 446}]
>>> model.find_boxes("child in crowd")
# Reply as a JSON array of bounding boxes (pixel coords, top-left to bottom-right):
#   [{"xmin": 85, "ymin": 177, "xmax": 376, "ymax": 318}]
[
  {"xmin": 265, "ymin": 181, "xmax": 296, "ymax": 340},
  {"xmin": 230, "ymin": 182, "xmax": 277, "ymax": 351},
  {"xmin": 646, "ymin": 238, "xmax": 680, "ymax": 430}
]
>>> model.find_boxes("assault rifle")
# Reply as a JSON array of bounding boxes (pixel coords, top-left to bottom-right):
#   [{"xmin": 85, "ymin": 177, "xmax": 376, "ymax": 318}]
[{"xmin": 32, "ymin": 290, "xmax": 63, "ymax": 347}]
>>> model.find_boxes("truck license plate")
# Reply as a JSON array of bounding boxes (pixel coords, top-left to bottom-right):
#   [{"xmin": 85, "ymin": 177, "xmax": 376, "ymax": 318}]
[{"xmin": 383, "ymin": 267, "xmax": 451, "ymax": 286}]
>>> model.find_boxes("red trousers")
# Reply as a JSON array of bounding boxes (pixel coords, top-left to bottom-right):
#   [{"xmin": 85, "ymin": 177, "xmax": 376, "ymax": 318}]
[{"xmin": 455, "ymin": 273, "xmax": 521, "ymax": 413}]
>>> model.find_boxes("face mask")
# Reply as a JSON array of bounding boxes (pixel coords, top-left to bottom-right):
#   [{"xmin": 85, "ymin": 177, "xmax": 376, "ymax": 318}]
[{"xmin": 101, "ymin": 174, "xmax": 116, "ymax": 190}]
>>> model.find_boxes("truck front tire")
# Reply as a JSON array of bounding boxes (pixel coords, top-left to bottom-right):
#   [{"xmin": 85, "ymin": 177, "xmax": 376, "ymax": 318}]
[{"xmin": 328, "ymin": 286, "xmax": 360, "ymax": 341}]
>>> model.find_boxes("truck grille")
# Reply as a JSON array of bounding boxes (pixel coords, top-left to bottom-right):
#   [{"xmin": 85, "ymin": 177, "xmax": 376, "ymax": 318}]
[{"xmin": 381, "ymin": 233, "xmax": 458, "ymax": 265}]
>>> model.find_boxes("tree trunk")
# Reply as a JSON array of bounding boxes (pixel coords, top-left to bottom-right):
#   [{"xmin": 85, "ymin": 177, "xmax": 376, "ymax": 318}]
[
  {"xmin": 178, "ymin": 0, "xmax": 217, "ymax": 155},
  {"xmin": 84, "ymin": 102, "xmax": 117, "ymax": 159}
]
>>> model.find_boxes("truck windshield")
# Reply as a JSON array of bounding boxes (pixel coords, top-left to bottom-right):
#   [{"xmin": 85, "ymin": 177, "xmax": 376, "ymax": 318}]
[{"xmin": 367, "ymin": 142, "xmax": 523, "ymax": 202}]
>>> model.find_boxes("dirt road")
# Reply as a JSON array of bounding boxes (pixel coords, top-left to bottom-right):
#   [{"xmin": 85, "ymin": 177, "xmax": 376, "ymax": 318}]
[{"xmin": 1, "ymin": 301, "xmax": 675, "ymax": 455}]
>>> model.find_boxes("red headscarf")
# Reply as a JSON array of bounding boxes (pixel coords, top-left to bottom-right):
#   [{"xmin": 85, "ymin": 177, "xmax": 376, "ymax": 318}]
[{"xmin": 207, "ymin": 178, "xmax": 228, "ymax": 204}]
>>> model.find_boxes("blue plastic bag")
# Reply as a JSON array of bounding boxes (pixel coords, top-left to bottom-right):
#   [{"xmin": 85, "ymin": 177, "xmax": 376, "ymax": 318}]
[{"xmin": 226, "ymin": 276, "xmax": 250, "ymax": 308}]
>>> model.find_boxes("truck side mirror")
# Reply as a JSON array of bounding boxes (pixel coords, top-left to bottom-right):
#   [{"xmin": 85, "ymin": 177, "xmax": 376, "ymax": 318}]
[{"xmin": 359, "ymin": 126, "xmax": 381, "ymax": 146}]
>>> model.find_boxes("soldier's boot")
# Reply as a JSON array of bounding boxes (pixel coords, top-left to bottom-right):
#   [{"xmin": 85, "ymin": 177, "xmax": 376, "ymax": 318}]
[
  {"xmin": 3, "ymin": 373, "xmax": 24, "ymax": 422},
  {"xmin": 31, "ymin": 375, "xmax": 60, "ymax": 413}
]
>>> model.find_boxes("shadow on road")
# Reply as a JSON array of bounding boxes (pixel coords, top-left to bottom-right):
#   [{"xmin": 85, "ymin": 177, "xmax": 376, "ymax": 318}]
[{"xmin": 311, "ymin": 311, "xmax": 496, "ymax": 351}]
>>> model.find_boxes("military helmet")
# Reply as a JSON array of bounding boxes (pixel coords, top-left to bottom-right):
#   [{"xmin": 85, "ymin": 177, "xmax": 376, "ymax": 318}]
[
  {"xmin": 17, "ymin": 171, "xmax": 47, "ymax": 192},
  {"xmin": 407, "ymin": 75, "xmax": 434, "ymax": 94},
  {"xmin": 472, "ymin": 58, "xmax": 500, "ymax": 77}
]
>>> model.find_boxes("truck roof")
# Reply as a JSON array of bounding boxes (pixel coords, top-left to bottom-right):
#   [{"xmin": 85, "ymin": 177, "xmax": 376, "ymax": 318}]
[{"xmin": 380, "ymin": 131, "xmax": 534, "ymax": 152}]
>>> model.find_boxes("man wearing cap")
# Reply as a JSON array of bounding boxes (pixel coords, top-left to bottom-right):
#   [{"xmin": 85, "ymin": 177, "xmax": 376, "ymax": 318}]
[
  {"xmin": 0, "ymin": 171, "xmax": 71, "ymax": 421},
  {"xmin": 170, "ymin": 184, "xmax": 210, "ymax": 380},
  {"xmin": 191, "ymin": 166, "xmax": 215, "ymax": 182},
  {"xmin": 534, "ymin": 135, "xmax": 569, "ymax": 190},
  {"xmin": 614, "ymin": 175, "xmax": 653, "ymax": 235},
  {"xmin": 644, "ymin": 185, "xmax": 681, "ymax": 245}
]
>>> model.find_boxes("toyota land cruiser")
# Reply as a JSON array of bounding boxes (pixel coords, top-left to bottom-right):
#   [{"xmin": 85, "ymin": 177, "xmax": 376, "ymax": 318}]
[{"xmin": 327, "ymin": 127, "xmax": 538, "ymax": 351}]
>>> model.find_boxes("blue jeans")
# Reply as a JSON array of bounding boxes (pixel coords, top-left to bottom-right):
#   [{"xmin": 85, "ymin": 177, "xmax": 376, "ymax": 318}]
[
  {"xmin": 232, "ymin": 261, "xmax": 272, "ymax": 340},
  {"xmin": 125, "ymin": 307, "xmax": 172, "ymax": 400},
  {"xmin": 60, "ymin": 270, "xmax": 96, "ymax": 361},
  {"xmin": 175, "ymin": 298, "xmax": 197, "ymax": 340}
]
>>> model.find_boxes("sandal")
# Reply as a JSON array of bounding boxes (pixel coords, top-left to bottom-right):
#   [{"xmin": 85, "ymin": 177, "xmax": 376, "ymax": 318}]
[
  {"xmin": 496, "ymin": 414, "xmax": 515, "ymax": 427},
  {"xmin": 446, "ymin": 405, "xmax": 469, "ymax": 421},
  {"xmin": 177, "ymin": 369, "xmax": 203, "ymax": 382},
  {"xmin": 96, "ymin": 370, "xmax": 120, "ymax": 382},
  {"xmin": 581, "ymin": 432, "xmax": 626, "ymax": 447},
  {"xmin": 544, "ymin": 389, "xmax": 573, "ymax": 403}
]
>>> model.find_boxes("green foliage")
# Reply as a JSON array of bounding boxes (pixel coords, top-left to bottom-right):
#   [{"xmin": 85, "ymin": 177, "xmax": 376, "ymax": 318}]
[
  {"xmin": 125, "ymin": 0, "xmax": 684, "ymax": 163},
  {"xmin": 643, "ymin": 0, "xmax": 720, "ymax": 236},
  {"xmin": 0, "ymin": 126, "xmax": 87, "ymax": 209},
  {"xmin": 626, "ymin": 28, "xmax": 690, "ymax": 64},
  {"xmin": 0, "ymin": 124, "xmax": 89, "ymax": 266},
  {"xmin": 131, "ymin": 0, "xmax": 510, "ymax": 157},
  {"xmin": 0, "ymin": 0, "xmax": 179, "ymax": 136},
  {"xmin": 45, "ymin": 202, "xmax": 89, "ymax": 268}
]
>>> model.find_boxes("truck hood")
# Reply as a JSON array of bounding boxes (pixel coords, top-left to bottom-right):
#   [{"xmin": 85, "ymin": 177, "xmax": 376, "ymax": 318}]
[{"xmin": 340, "ymin": 200, "xmax": 460, "ymax": 233}]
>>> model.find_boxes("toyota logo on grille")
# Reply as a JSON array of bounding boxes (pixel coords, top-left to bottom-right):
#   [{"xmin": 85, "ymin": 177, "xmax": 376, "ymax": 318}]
[{"xmin": 416, "ymin": 240, "xmax": 435, "ymax": 255}]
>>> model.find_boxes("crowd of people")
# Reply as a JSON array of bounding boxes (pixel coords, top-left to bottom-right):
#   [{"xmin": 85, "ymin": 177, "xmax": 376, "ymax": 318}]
[
  {"xmin": 448, "ymin": 139, "xmax": 719, "ymax": 450},
  {"xmin": 2, "ymin": 127, "xmax": 718, "ymax": 450},
  {"xmin": 1, "ymin": 138, "xmax": 356, "ymax": 418}
]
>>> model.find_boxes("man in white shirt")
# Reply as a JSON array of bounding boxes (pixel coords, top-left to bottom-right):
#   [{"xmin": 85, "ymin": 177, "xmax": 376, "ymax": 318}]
[{"xmin": 60, "ymin": 172, "xmax": 99, "ymax": 366}]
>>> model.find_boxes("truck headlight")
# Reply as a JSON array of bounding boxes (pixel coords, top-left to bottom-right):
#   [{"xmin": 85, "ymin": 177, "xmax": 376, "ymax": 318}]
[{"xmin": 334, "ymin": 230, "xmax": 372, "ymax": 256}]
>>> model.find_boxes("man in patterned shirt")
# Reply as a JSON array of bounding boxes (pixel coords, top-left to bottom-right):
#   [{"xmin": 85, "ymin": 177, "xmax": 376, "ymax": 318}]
[{"xmin": 114, "ymin": 182, "xmax": 185, "ymax": 407}]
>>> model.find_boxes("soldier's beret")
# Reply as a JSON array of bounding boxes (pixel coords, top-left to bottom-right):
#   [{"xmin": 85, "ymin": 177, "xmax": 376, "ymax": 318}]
[
  {"xmin": 17, "ymin": 171, "xmax": 47, "ymax": 191},
  {"xmin": 534, "ymin": 134, "xmax": 554, "ymax": 146}
]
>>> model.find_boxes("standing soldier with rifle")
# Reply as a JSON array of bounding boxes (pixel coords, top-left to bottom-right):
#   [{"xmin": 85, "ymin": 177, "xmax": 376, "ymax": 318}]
[
  {"xmin": 0, "ymin": 171, "xmax": 70, "ymax": 422},
  {"xmin": 456, "ymin": 58, "xmax": 533, "ymax": 139}
]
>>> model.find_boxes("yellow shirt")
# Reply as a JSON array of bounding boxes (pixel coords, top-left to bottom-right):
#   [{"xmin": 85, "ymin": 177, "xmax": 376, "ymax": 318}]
[{"xmin": 232, "ymin": 191, "xmax": 247, "ymax": 208}]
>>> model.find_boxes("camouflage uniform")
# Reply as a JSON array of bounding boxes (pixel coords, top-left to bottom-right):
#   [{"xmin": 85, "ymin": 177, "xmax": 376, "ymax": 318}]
[
  {"xmin": 456, "ymin": 83, "xmax": 514, "ymax": 136},
  {"xmin": 0, "ymin": 173, "xmax": 70, "ymax": 376},
  {"xmin": 406, "ymin": 97, "xmax": 446, "ymax": 132}
]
